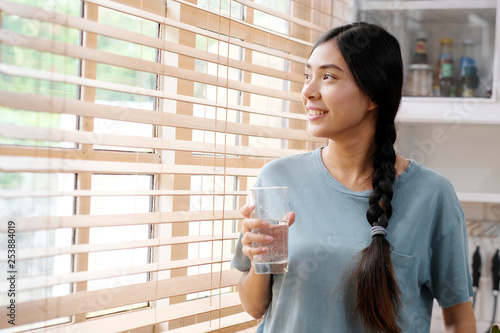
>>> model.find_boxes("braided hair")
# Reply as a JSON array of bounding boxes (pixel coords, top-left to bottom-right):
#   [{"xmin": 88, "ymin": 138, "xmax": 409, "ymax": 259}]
[{"xmin": 312, "ymin": 23, "xmax": 403, "ymax": 333}]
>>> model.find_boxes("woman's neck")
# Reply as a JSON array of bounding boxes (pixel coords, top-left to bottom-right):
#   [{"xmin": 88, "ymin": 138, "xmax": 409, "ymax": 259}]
[
  {"xmin": 321, "ymin": 141, "xmax": 411, "ymax": 192},
  {"xmin": 321, "ymin": 139, "xmax": 376, "ymax": 191}
]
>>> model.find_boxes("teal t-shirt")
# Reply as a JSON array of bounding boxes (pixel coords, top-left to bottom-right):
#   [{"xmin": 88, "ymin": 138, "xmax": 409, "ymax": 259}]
[{"xmin": 232, "ymin": 148, "xmax": 473, "ymax": 332}]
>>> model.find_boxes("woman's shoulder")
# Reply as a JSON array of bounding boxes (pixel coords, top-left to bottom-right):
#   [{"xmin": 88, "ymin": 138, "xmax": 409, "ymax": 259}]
[
  {"xmin": 410, "ymin": 162, "xmax": 455, "ymax": 191},
  {"xmin": 401, "ymin": 161, "xmax": 462, "ymax": 218}
]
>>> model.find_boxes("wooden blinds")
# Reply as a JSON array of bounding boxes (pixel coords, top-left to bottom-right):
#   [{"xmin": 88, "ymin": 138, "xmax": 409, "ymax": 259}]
[{"xmin": 0, "ymin": 0, "xmax": 347, "ymax": 332}]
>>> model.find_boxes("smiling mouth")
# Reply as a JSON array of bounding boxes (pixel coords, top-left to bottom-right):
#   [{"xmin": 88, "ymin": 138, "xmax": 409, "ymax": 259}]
[{"xmin": 308, "ymin": 109, "xmax": 328, "ymax": 116}]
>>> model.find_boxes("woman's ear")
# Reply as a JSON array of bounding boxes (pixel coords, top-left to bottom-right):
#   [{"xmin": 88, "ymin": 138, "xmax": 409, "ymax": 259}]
[{"xmin": 368, "ymin": 99, "xmax": 377, "ymax": 111}]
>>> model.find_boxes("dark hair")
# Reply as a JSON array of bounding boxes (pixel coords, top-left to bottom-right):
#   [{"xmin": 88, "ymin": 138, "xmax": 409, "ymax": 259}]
[{"xmin": 312, "ymin": 23, "xmax": 404, "ymax": 333}]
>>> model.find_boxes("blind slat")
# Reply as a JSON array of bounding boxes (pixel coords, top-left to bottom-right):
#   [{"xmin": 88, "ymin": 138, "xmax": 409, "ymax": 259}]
[
  {"xmin": 0, "ymin": 41, "xmax": 302, "ymax": 101},
  {"xmin": 233, "ymin": 0, "xmax": 325, "ymax": 32},
  {"xmin": 36, "ymin": 293, "xmax": 243, "ymax": 333},
  {"xmin": 0, "ymin": 189, "xmax": 246, "ymax": 198},
  {"xmin": 165, "ymin": 312, "xmax": 257, "ymax": 333},
  {"xmin": 0, "ymin": 1, "xmax": 305, "ymax": 83},
  {"xmin": 0, "ymin": 269, "xmax": 242, "ymax": 328},
  {"xmin": 5, "ymin": 256, "xmax": 235, "ymax": 292},
  {"xmin": 2, "ymin": 210, "xmax": 242, "ymax": 232},
  {"xmin": 81, "ymin": 0, "xmax": 310, "ymax": 63},
  {"xmin": 173, "ymin": 0, "xmax": 315, "ymax": 47},
  {"xmin": 0, "ymin": 156, "xmax": 261, "ymax": 176},
  {"xmin": 0, "ymin": 124, "xmax": 309, "ymax": 157},
  {"xmin": 0, "ymin": 92, "xmax": 322, "ymax": 142},
  {"xmin": 5, "ymin": 233, "xmax": 239, "ymax": 260}
]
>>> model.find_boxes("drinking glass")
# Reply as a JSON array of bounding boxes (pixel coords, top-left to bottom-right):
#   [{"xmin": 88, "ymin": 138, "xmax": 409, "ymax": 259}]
[{"xmin": 249, "ymin": 186, "xmax": 289, "ymax": 274}]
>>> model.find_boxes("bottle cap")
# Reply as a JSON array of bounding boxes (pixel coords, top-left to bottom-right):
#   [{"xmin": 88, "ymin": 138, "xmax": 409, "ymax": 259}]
[
  {"xmin": 440, "ymin": 37, "xmax": 453, "ymax": 44},
  {"xmin": 463, "ymin": 39, "xmax": 475, "ymax": 45}
]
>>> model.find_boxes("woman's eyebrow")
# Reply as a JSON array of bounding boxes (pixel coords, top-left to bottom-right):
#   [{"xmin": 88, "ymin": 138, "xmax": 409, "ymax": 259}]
[{"xmin": 305, "ymin": 63, "xmax": 344, "ymax": 72}]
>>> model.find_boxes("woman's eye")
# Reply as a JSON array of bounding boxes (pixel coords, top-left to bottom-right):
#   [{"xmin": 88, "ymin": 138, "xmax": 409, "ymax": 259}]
[
  {"xmin": 324, "ymin": 74, "xmax": 335, "ymax": 80},
  {"xmin": 304, "ymin": 73, "xmax": 311, "ymax": 80}
]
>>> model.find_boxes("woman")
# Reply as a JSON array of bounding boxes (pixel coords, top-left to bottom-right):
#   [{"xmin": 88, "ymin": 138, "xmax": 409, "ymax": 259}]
[{"xmin": 232, "ymin": 22, "xmax": 476, "ymax": 332}]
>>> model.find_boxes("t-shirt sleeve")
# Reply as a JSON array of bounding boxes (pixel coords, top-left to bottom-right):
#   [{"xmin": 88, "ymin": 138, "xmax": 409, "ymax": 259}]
[
  {"xmin": 428, "ymin": 217, "xmax": 473, "ymax": 308},
  {"xmin": 231, "ymin": 232, "xmax": 252, "ymax": 272}
]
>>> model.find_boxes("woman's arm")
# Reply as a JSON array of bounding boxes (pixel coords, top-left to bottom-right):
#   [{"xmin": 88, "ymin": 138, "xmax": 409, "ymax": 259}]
[
  {"xmin": 442, "ymin": 301, "xmax": 476, "ymax": 333},
  {"xmin": 238, "ymin": 264, "xmax": 272, "ymax": 319}
]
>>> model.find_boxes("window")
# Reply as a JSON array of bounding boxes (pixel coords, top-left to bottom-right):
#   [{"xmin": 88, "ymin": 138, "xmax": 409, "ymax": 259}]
[{"xmin": 0, "ymin": 0, "xmax": 346, "ymax": 331}]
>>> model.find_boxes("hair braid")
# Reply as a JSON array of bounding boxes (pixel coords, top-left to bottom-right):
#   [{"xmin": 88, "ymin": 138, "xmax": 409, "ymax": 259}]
[
  {"xmin": 354, "ymin": 115, "xmax": 401, "ymax": 333},
  {"xmin": 367, "ymin": 118, "xmax": 397, "ymax": 226}
]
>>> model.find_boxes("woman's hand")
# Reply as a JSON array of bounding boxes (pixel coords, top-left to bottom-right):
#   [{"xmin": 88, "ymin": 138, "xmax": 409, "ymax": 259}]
[{"xmin": 239, "ymin": 204, "xmax": 295, "ymax": 262}]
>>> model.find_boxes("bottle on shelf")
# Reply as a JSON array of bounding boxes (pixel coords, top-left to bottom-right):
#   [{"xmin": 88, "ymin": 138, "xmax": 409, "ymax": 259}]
[
  {"xmin": 460, "ymin": 66, "xmax": 479, "ymax": 97},
  {"xmin": 433, "ymin": 38, "xmax": 455, "ymax": 97},
  {"xmin": 459, "ymin": 39, "xmax": 476, "ymax": 77},
  {"xmin": 457, "ymin": 39, "xmax": 478, "ymax": 97},
  {"xmin": 411, "ymin": 31, "xmax": 429, "ymax": 64},
  {"xmin": 406, "ymin": 32, "xmax": 432, "ymax": 96},
  {"xmin": 439, "ymin": 62, "xmax": 454, "ymax": 97}
]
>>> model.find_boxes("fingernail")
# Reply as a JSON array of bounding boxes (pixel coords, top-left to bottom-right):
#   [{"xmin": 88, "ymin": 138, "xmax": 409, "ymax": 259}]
[
  {"xmin": 261, "ymin": 220, "xmax": 269, "ymax": 226},
  {"xmin": 265, "ymin": 236, "xmax": 273, "ymax": 241},
  {"xmin": 261, "ymin": 247, "xmax": 268, "ymax": 253},
  {"xmin": 248, "ymin": 204, "xmax": 255, "ymax": 209}
]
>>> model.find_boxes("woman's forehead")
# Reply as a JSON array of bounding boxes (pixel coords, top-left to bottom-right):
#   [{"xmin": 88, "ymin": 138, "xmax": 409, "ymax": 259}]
[
  {"xmin": 306, "ymin": 41, "xmax": 349, "ymax": 72},
  {"xmin": 306, "ymin": 42, "xmax": 348, "ymax": 71}
]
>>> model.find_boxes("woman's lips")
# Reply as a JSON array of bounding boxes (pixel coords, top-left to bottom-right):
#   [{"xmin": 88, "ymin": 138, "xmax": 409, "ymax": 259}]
[{"xmin": 307, "ymin": 108, "xmax": 328, "ymax": 120}]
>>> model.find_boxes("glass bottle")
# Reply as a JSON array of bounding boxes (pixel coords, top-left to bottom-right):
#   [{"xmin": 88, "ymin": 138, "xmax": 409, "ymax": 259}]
[
  {"xmin": 411, "ymin": 31, "xmax": 429, "ymax": 65},
  {"xmin": 439, "ymin": 63, "xmax": 453, "ymax": 97},
  {"xmin": 457, "ymin": 40, "xmax": 477, "ymax": 97},
  {"xmin": 434, "ymin": 38, "xmax": 454, "ymax": 96},
  {"xmin": 460, "ymin": 66, "xmax": 479, "ymax": 97},
  {"xmin": 459, "ymin": 39, "xmax": 476, "ymax": 77}
]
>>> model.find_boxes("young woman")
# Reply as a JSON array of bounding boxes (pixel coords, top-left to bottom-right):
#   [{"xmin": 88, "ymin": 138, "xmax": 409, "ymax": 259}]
[{"xmin": 232, "ymin": 22, "xmax": 476, "ymax": 332}]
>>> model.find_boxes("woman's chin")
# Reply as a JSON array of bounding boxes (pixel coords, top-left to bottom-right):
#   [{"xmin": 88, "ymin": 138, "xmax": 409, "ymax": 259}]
[{"xmin": 307, "ymin": 126, "xmax": 328, "ymax": 139}]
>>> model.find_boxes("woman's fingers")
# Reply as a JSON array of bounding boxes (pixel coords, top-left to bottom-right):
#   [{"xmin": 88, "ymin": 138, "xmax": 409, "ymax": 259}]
[
  {"xmin": 240, "ymin": 208, "xmax": 272, "ymax": 260},
  {"xmin": 242, "ymin": 244, "xmax": 269, "ymax": 259},
  {"xmin": 287, "ymin": 211, "xmax": 296, "ymax": 227},
  {"xmin": 242, "ymin": 228, "xmax": 273, "ymax": 245},
  {"xmin": 239, "ymin": 204, "xmax": 295, "ymax": 261},
  {"xmin": 240, "ymin": 203, "xmax": 255, "ymax": 218},
  {"xmin": 241, "ymin": 230, "xmax": 273, "ymax": 260},
  {"xmin": 242, "ymin": 218, "xmax": 269, "ymax": 234}
]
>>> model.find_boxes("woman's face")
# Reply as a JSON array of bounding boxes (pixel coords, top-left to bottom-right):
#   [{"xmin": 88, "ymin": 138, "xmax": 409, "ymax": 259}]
[{"xmin": 301, "ymin": 41, "xmax": 376, "ymax": 141}]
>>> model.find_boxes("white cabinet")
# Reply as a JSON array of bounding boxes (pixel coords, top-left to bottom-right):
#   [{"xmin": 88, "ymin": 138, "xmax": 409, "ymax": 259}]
[
  {"xmin": 354, "ymin": 1, "xmax": 500, "ymax": 331},
  {"xmin": 354, "ymin": 0, "xmax": 500, "ymax": 196}
]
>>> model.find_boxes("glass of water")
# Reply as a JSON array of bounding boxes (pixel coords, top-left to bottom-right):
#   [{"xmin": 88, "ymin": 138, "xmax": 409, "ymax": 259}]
[{"xmin": 249, "ymin": 186, "xmax": 289, "ymax": 274}]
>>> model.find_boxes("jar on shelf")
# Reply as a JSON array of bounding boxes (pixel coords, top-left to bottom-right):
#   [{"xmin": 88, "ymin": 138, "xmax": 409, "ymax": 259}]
[{"xmin": 406, "ymin": 64, "xmax": 433, "ymax": 97}]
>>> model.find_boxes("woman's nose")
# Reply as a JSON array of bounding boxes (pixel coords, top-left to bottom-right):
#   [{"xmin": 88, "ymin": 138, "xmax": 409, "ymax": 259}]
[{"xmin": 301, "ymin": 81, "xmax": 320, "ymax": 100}]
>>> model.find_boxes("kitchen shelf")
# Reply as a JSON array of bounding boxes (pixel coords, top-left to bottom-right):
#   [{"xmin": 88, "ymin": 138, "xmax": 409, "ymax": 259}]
[
  {"xmin": 357, "ymin": 0, "xmax": 500, "ymax": 208},
  {"xmin": 456, "ymin": 191, "xmax": 500, "ymax": 203},
  {"xmin": 358, "ymin": 1, "xmax": 497, "ymax": 11},
  {"xmin": 358, "ymin": 0, "xmax": 499, "ymax": 103},
  {"xmin": 397, "ymin": 97, "xmax": 500, "ymax": 124}
]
